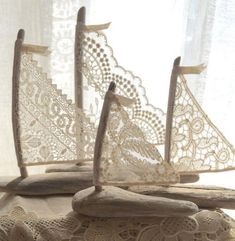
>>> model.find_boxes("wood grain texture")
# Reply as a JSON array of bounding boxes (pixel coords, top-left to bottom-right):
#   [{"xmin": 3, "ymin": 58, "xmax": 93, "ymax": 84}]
[
  {"xmin": 72, "ymin": 186, "xmax": 199, "ymax": 217},
  {"xmin": 129, "ymin": 184, "xmax": 235, "ymax": 210}
]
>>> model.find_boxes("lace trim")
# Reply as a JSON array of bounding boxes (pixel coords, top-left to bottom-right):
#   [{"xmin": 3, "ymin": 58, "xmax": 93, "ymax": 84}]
[{"xmin": 0, "ymin": 207, "xmax": 234, "ymax": 241}]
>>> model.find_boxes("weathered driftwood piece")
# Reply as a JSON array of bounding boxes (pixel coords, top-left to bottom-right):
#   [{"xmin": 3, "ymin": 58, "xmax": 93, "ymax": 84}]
[
  {"xmin": 165, "ymin": 57, "xmax": 181, "ymax": 164},
  {"xmin": 180, "ymin": 174, "xmax": 199, "ymax": 183},
  {"xmin": 93, "ymin": 82, "xmax": 117, "ymax": 191},
  {"xmin": 12, "ymin": 29, "xmax": 28, "ymax": 178},
  {"xmin": 0, "ymin": 172, "xmax": 92, "ymax": 195},
  {"xmin": 72, "ymin": 186, "xmax": 199, "ymax": 217},
  {"xmin": 46, "ymin": 161, "xmax": 93, "ymax": 173},
  {"xmin": 129, "ymin": 184, "xmax": 235, "ymax": 210}
]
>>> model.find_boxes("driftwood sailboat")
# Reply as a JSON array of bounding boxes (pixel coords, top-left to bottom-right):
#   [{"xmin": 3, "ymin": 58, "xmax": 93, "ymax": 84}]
[{"xmin": 0, "ymin": 29, "xmax": 95, "ymax": 195}]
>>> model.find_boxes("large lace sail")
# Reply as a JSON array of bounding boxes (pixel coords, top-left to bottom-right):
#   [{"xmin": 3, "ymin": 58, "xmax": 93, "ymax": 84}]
[
  {"xmin": 16, "ymin": 51, "xmax": 96, "ymax": 166},
  {"xmin": 171, "ymin": 73, "xmax": 235, "ymax": 173},
  {"xmin": 76, "ymin": 23, "xmax": 166, "ymax": 145},
  {"xmin": 97, "ymin": 93, "xmax": 179, "ymax": 186}
]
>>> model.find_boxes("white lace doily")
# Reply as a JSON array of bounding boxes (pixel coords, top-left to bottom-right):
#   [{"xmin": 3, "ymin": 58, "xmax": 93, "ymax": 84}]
[{"xmin": 0, "ymin": 206, "xmax": 234, "ymax": 241}]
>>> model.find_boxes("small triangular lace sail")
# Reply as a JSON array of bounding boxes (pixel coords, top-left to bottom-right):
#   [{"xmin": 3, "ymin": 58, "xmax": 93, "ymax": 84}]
[
  {"xmin": 171, "ymin": 73, "xmax": 235, "ymax": 173},
  {"xmin": 96, "ymin": 92, "xmax": 179, "ymax": 186},
  {"xmin": 16, "ymin": 51, "xmax": 96, "ymax": 166}
]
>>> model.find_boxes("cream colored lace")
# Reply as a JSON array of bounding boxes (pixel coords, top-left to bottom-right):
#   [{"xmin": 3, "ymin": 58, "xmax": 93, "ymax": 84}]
[
  {"xmin": 0, "ymin": 206, "xmax": 234, "ymax": 241},
  {"xmin": 0, "ymin": 206, "xmax": 79, "ymax": 241},
  {"xmin": 76, "ymin": 24, "xmax": 166, "ymax": 145},
  {"xmin": 17, "ymin": 23, "xmax": 235, "ymax": 175},
  {"xmin": 17, "ymin": 53, "xmax": 96, "ymax": 166},
  {"xmin": 171, "ymin": 74, "xmax": 235, "ymax": 173},
  {"xmin": 98, "ymin": 101, "xmax": 179, "ymax": 185}
]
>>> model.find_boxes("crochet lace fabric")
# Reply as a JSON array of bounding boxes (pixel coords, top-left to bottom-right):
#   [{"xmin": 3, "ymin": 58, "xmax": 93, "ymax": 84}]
[
  {"xmin": 98, "ymin": 100, "xmax": 179, "ymax": 185},
  {"xmin": 0, "ymin": 206, "xmax": 234, "ymax": 241},
  {"xmin": 16, "ymin": 52, "xmax": 96, "ymax": 166},
  {"xmin": 171, "ymin": 74, "xmax": 235, "ymax": 173}
]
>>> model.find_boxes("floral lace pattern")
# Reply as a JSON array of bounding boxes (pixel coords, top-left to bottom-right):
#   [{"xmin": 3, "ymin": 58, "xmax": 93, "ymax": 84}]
[
  {"xmin": 171, "ymin": 74, "xmax": 235, "ymax": 173},
  {"xmin": 0, "ymin": 207, "xmax": 234, "ymax": 241},
  {"xmin": 72, "ymin": 210, "xmax": 235, "ymax": 241},
  {"xmin": 99, "ymin": 101, "xmax": 178, "ymax": 185},
  {"xmin": 76, "ymin": 25, "xmax": 166, "ymax": 145},
  {"xmin": 16, "ymin": 53, "xmax": 95, "ymax": 166}
]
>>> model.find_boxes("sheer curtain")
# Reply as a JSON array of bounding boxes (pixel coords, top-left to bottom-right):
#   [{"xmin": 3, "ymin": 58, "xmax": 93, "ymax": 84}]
[{"xmin": 1, "ymin": 0, "xmax": 235, "ymax": 192}]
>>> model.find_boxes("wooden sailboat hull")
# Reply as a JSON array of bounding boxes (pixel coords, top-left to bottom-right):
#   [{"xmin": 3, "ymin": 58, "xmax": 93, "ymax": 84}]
[
  {"xmin": 0, "ymin": 172, "xmax": 92, "ymax": 195},
  {"xmin": 45, "ymin": 161, "xmax": 93, "ymax": 173},
  {"xmin": 72, "ymin": 186, "xmax": 199, "ymax": 217},
  {"xmin": 179, "ymin": 174, "xmax": 199, "ymax": 183},
  {"xmin": 130, "ymin": 184, "xmax": 235, "ymax": 210}
]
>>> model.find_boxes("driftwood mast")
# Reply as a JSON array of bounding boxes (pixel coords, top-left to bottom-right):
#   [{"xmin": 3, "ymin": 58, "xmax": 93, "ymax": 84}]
[
  {"xmin": 75, "ymin": 7, "xmax": 86, "ymax": 159},
  {"xmin": 165, "ymin": 57, "xmax": 181, "ymax": 163},
  {"xmin": 12, "ymin": 30, "xmax": 50, "ymax": 178},
  {"xmin": 93, "ymin": 82, "xmax": 116, "ymax": 191},
  {"xmin": 12, "ymin": 29, "xmax": 28, "ymax": 178}
]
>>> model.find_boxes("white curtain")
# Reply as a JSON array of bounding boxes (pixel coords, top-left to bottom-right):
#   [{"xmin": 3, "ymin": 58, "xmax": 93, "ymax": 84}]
[{"xmin": 1, "ymin": 0, "xmax": 235, "ymax": 200}]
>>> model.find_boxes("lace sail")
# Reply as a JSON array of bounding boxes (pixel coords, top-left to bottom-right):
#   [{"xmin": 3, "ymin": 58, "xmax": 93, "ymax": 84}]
[
  {"xmin": 171, "ymin": 73, "xmax": 235, "ymax": 173},
  {"xmin": 96, "ymin": 90, "xmax": 179, "ymax": 186},
  {"xmin": 16, "ymin": 51, "xmax": 96, "ymax": 166},
  {"xmin": 76, "ymin": 24, "xmax": 166, "ymax": 145}
]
